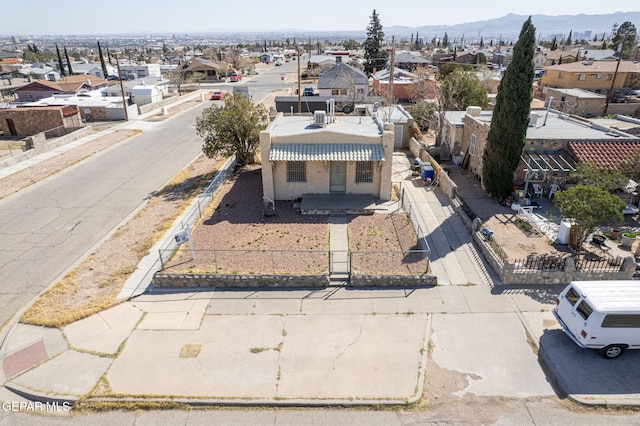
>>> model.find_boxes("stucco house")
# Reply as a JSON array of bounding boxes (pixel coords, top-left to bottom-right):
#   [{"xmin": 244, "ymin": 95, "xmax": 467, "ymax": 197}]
[
  {"xmin": 546, "ymin": 88, "xmax": 607, "ymax": 117},
  {"xmin": 447, "ymin": 106, "xmax": 640, "ymax": 191},
  {"xmin": 118, "ymin": 63, "xmax": 161, "ymax": 79},
  {"xmin": 260, "ymin": 110, "xmax": 395, "ymax": 202},
  {"xmin": 102, "ymin": 76, "xmax": 169, "ymax": 107},
  {"xmin": 539, "ymin": 60, "xmax": 640, "ymax": 97}
]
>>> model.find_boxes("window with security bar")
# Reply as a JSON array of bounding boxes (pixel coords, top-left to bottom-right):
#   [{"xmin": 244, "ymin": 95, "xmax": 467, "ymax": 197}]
[
  {"xmin": 355, "ymin": 161, "xmax": 373, "ymax": 183},
  {"xmin": 287, "ymin": 161, "xmax": 306, "ymax": 182}
]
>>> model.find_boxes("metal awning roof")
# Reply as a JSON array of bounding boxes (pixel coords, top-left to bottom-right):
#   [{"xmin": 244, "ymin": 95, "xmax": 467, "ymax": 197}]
[
  {"xmin": 520, "ymin": 151, "xmax": 577, "ymax": 173},
  {"xmin": 269, "ymin": 144, "xmax": 385, "ymax": 162}
]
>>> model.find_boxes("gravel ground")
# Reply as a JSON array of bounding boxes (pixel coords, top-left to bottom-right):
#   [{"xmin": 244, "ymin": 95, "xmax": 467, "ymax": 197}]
[{"xmin": 163, "ymin": 165, "xmax": 424, "ymax": 275}]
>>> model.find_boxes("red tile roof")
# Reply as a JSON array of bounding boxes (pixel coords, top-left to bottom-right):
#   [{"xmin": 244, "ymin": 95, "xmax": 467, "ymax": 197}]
[{"xmin": 568, "ymin": 140, "xmax": 640, "ymax": 168}]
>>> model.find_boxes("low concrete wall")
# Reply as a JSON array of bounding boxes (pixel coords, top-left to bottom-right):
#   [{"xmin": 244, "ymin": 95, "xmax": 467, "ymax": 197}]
[
  {"xmin": 0, "ymin": 126, "xmax": 92, "ymax": 170},
  {"xmin": 138, "ymin": 90, "xmax": 203, "ymax": 115},
  {"xmin": 467, "ymin": 217, "xmax": 636, "ymax": 284},
  {"xmin": 138, "ymin": 95, "xmax": 180, "ymax": 115},
  {"xmin": 350, "ymin": 273, "xmax": 437, "ymax": 287},
  {"xmin": 153, "ymin": 273, "xmax": 329, "ymax": 288}
]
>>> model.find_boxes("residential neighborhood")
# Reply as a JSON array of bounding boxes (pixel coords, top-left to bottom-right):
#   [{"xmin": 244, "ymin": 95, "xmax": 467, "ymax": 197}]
[{"xmin": 2, "ymin": 4, "xmax": 640, "ymax": 424}]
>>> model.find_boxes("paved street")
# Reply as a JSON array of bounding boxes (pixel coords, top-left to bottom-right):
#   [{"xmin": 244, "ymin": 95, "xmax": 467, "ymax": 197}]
[{"xmin": 0, "ymin": 99, "xmax": 209, "ymax": 328}]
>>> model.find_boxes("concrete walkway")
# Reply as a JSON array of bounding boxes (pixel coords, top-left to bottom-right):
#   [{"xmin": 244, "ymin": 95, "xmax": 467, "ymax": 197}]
[
  {"xmin": 391, "ymin": 153, "xmax": 497, "ymax": 287},
  {"xmin": 329, "ymin": 213, "xmax": 349, "ymax": 282}
]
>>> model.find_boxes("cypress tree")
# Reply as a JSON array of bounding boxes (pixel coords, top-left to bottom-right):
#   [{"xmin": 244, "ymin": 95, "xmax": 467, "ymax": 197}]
[
  {"xmin": 64, "ymin": 47, "xmax": 74, "ymax": 75},
  {"xmin": 482, "ymin": 16, "xmax": 536, "ymax": 199},
  {"xmin": 56, "ymin": 44, "xmax": 65, "ymax": 76},
  {"xmin": 98, "ymin": 41, "xmax": 108, "ymax": 78}
]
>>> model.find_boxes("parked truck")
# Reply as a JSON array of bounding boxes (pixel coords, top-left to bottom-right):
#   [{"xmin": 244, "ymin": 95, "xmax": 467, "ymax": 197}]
[{"xmin": 232, "ymin": 84, "xmax": 251, "ymax": 99}]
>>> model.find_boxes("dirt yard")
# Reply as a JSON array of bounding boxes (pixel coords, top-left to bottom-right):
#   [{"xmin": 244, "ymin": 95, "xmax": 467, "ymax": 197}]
[{"xmin": 163, "ymin": 165, "xmax": 422, "ymax": 275}]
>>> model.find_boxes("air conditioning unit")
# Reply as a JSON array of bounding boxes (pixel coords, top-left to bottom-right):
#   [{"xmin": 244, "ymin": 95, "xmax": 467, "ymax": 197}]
[{"xmin": 313, "ymin": 110, "xmax": 326, "ymax": 127}]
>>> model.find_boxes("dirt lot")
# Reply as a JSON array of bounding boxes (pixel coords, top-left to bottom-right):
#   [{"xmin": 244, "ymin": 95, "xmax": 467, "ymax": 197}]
[{"xmin": 164, "ymin": 165, "xmax": 422, "ymax": 275}]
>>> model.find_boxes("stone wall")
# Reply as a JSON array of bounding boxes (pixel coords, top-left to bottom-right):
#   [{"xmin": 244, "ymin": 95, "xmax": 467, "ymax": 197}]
[
  {"xmin": 0, "ymin": 108, "xmax": 68, "ymax": 136},
  {"xmin": 153, "ymin": 273, "xmax": 329, "ymax": 289},
  {"xmin": 0, "ymin": 126, "xmax": 92, "ymax": 170},
  {"xmin": 466, "ymin": 217, "xmax": 637, "ymax": 285},
  {"xmin": 350, "ymin": 273, "xmax": 437, "ymax": 287}
]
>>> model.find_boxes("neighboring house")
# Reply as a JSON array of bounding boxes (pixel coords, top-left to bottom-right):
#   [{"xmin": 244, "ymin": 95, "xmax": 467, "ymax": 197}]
[
  {"xmin": 581, "ymin": 49, "xmax": 616, "ymax": 61},
  {"xmin": 260, "ymin": 111, "xmax": 395, "ymax": 201},
  {"xmin": 21, "ymin": 90, "xmax": 138, "ymax": 121},
  {"xmin": 0, "ymin": 57, "xmax": 22, "ymax": 72},
  {"xmin": 14, "ymin": 75, "xmax": 109, "ymax": 102},
  {"xmin": 16, "ymin": 66, "xmax": 59, "ymax": 81},
  {"xmin": 118, "ymin": 63, "xmax": 161, "ymax": 79},
  {"xmin": 317, "ymin": 61, "xmax": 368, "ymax": 100},
  {"xmin": 539, "ymin": 61, "xmax": 640, "ymax": 97},
  {"xmin": 453, "ymin": 52, "xmax": 476, "ymax": 65},
  {"xmin": 392, "ymin": 51, "xmax": 429, "ymax": 72},
  {"xmin": 177, "ymin": 58, "xmax": 223, "ymax": 80},
  {"xmin": 102, "ymin": 76, "xmax": 169, "ymax": 107},
  {"xmin": 371, "ymin": 68, "xmax": 436, "ymax": 101},
  {"xmin": 259, "ymin": 53, "xmax": 273, "ymax": 63},
  {"xmin": 71, "ymin": 62, "xmax": 116, "ymax": 79},
  {"xmin": 491, "ymin": 49, "xmax": 511, "ymax": 68},
  {"xmin": 447, "ymin": 106, "xmax": 640, "ymax": 188},
  {"xmin": 0, "ymin": 105, "xmax": 83, "ymax": 137},
  {"xmin": 307, "ymin": 55, "xmax": 340, "ymax": 69},
  {"xmin": 540, "ymin": 48, "xmax": 581, "ymax": 66},
  {"xmin": 546, "ymin": 88, "xmax": 607, "ymax": 117}
]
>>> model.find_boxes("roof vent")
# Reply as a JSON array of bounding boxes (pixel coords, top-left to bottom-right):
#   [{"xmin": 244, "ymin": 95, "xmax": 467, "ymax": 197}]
[{"xmin": 313, "ymin": 110, "xmax": 326, "ymax": 127}]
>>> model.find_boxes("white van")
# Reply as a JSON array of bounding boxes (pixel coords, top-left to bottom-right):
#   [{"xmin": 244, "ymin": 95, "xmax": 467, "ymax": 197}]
[{"xmin": 554, "ymin": 280, "xmax": 640, "ymax": 359}]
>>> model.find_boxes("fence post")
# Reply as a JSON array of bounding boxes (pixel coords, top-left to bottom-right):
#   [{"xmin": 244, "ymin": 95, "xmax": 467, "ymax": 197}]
[
  {"xmin": 197, "ymin": 199, "xmax": 202, "ymax": 218},
  {"xmin": 213, "ymin": 249, "xmax": 218, "ymax": 273}
]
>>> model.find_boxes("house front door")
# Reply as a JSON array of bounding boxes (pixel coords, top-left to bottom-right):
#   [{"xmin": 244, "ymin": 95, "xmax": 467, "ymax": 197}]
[{"xmin": 330, "ymin": 161, "xmax": 346, "ymax": 193}]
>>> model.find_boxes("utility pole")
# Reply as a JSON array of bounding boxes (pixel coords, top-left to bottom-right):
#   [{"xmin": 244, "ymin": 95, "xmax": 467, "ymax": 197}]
[
  {"xmin": 297, "ymin": 46, "xmax": 301, "ymax": 114},
  {"xmin": 114, "ymin": 53, "xmax": 129, "ymax": 121},
  {"xmin": 604, "ymin": 31, "xmax": 630, "ymax": 115},
  {"xmin": 388, "ymin": 36, "xmax": 395, "ymax": 106}
]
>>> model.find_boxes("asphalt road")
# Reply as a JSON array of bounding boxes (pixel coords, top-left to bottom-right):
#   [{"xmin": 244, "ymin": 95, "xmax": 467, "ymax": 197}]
[{"xmin": 0, "ymin": 103, "xmax": 210, "ymax": 327}]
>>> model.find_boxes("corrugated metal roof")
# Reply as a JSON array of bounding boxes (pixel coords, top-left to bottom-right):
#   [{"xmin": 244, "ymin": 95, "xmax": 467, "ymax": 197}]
[{"xmin": 269, "ymin": 144, "xmax": 385, "ymax": 161}]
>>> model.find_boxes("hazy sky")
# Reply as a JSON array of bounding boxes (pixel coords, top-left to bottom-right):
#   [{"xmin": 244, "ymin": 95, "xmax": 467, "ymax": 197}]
[{"xmin": 3, "ymin": 0, "xmax": 638, "ymax": 35}]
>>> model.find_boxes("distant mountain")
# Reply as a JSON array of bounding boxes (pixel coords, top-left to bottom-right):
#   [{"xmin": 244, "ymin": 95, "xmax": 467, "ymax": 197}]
[{"xmin": 387, "ymin": 11, "xmax": 640, "ymax": 42}]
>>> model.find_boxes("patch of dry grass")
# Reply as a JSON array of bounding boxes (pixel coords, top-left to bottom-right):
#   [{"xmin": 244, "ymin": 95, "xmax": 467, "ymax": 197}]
[{"xmin": 20, "ymin": 155, "xmax": 226, "ymax": 328}]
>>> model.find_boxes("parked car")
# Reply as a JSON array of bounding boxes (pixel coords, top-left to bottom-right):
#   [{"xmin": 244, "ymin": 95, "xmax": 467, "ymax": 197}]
[
  {"xmin": 554, "ymin": 280, "xmax": 640, "ymax": 359},
  {"xmin": 249, "ymin": 70, "xmax": 260, "ymax": 75},
  {"xmin": 229, "ymin": 72, "xmax": 242, "ymax": 82},
  {"xmin": 302, "ymin": 87, "xmax": 315, "ymax": 96},
  {"xmin": 275, "ymin": 61, "xmax": 283, "ymax": 66},
  {"xmin": 210, "ymin": 91, "xmax": 225, "ymax": 100}
]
